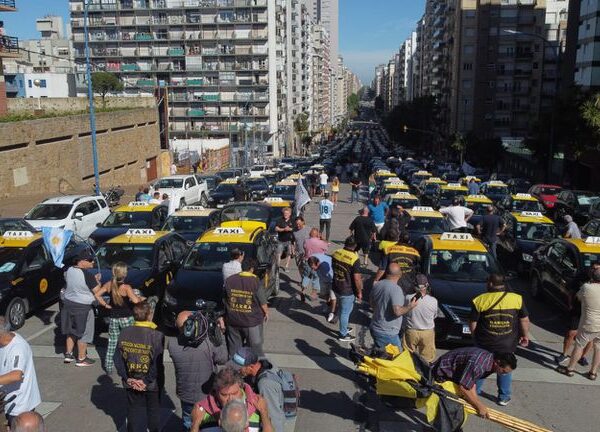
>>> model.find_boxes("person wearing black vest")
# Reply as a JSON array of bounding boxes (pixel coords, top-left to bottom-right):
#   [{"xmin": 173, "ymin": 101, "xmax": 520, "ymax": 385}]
[
  {"xmin": 224, "ymin": 257, "xmax": 269, "ymax": 357},
  {"xmin": 374, "ymin": 232, "xmax": 421, "ymax": 293},
  {"xmin": 469, "ymin": 273, "xmax": 530, "ymax": 407},
  {"xmin": 332, "ymin": 237, "xmax": 363, "ymax": 342}
]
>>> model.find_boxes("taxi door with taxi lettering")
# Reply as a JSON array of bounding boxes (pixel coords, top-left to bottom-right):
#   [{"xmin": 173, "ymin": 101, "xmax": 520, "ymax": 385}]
[{"xmin": 18, "ymin": 244, "xmax": 61, "ymax": 309}]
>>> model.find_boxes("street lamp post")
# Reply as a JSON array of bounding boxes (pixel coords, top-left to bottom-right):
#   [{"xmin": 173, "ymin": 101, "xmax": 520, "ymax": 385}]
[
  {"xmin": 84, "ymin": 0, "xmax": 101, "ymax": 196},
  {"xmin": 503, "ymin": 29, "xmax": 561, "ymax": 182}
]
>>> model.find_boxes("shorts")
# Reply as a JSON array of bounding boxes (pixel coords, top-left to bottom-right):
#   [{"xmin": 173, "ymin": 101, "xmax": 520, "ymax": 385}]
[
  {"xmin": 277, "ymin": 241, "xmax": 292, "ymax": 258},
  {"xmin": 82, "ymin": 309, "xmax": 95, "ymax": 344},
  {"xmin": 375, "ymin": 223, "xmax": 384, "ymax": 232},
  {"xmin": 357, "ymin": 241, "xmax": 371, "ymax": 255},
  {"xmin": 320, "ymin": 282, "xmax": 335, "ymax": 301},
  {"xmin": 574, "ymin": 329, "xmax": 600, "ymax": 350}
]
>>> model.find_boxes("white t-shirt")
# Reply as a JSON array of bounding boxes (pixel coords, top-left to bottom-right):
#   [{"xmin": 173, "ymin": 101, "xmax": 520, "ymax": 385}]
[
  {"xmin": 319, "ymin": 173, "xmax": 328, "ymax": 185},
  {"xmin": 0, "ymin": 333, "xmax": 41, "ymax": 416},
  {"xmin": 319, "ymin": 200, "xmax": 334, "ymax": 220},
  {"xmin": 439, "ymin": 206, "xmax": 474, "ymax": 230}
]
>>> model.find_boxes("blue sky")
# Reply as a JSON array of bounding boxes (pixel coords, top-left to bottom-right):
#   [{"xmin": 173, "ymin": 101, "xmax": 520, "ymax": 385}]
[{"xmin": 5, "ymin": 0, "xmax": 425, "ymax": 85}]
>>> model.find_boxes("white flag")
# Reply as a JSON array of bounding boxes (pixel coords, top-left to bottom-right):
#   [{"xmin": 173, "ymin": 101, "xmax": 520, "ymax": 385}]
[{"xmin": 294, "ymin": 177, "xmax": 311, "ymax": 216}]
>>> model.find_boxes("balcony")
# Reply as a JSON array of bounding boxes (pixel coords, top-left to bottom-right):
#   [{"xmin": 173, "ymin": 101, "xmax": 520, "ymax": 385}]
[
  {"xmin": 0, "ymin": 35, "xmax": 20, "ymax": 58},
  {"xmin": 137, "ymin": 79, "xmax": 157, "ymax": 87},
  {"xmin": 0, "ymin": 0, "xmax": 16, "ymax": 11},
  {"xmin": 188, "ymin": 109, "xmax": 206, "ymax": 117}
]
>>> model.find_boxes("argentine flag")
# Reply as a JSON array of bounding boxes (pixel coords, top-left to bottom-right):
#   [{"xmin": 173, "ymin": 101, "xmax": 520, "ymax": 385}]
[
  {"xmin": 294, "ymin": 177, "xmax": 311, "ymax": 216},
  {"xmin": 42, "ymin": 227, "xmax": 73, "ymax": 268}
]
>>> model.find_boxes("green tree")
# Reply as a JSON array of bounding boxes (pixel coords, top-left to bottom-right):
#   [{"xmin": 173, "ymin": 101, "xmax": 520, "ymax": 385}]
[
  {"xmin": 91, "ymin": 72, "xmax": 124, "ymax": 108},
  {"xmin": 451, "ymin": 133, "xmax": 467, "ymax": 165},
  {"xmin": 294, "ymin": 112, "xmax": 310, "ymax": 154},
  {"xmin": 347, "ymin": 93, "xmax": 360, "ymax": 118},
  {"xmin": 381, "ymin": 95, "xmax": 440, "ymax": 150}
]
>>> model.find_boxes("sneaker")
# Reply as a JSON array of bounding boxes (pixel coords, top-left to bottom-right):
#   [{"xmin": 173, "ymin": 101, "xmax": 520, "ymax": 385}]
[
  {"xmin": 347, "ymin": 327, "xmax": 354, "ymax": 334},
  {"xmin": 578, "ymin": 357, "xmax": 590, "ymax": 367},
  {"xmin": 338, "ymin": 334, "xmax": 356, "ymax": 342},
  {"xmin": 497, "ymin": 398, "xmax": 511, "ymax": 406},
  {"xmin": 326, "ymin": 312, "xmax": 335, "ymax": 323},
  {"xmin": 64, "ymin": 353, "xmax": 75, "ymax": 364},
  {"xmin": 75, "ymin": 357, "xmax": 96, "ymax": 367},
  {"xmin": 555, "ymin": 354, "xmax": 569, "ymax": 364}
]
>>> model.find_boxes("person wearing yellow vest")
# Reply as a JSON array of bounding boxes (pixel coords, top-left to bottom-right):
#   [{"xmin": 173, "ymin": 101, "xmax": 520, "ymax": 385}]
[
  {"xmin": 224, "ymin": 257, "xmax": 269, "ymax": 358},
  {"xmin": 469, "ymin": 274, "xmax": 530, "ymax": 406},
  {"xmin": 332, "ymin": 237, "xmax": 363, "ymax": 342},
  {"xmin": 374, "ymin": 232, "xmax": 421, "ymax": 293}
]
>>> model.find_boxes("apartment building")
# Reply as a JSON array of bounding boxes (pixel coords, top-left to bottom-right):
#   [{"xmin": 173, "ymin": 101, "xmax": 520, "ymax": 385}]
[
  {"xmin": 19, "ymin": 16, "xmax": 74, "ymax": 74},
  {"xmin": 69, "ymin": 0, "xmax": 279, "ymax": 157},
  {"xmin": 309, "ymin": 23, "xmax": 331, "ymax": 134},
  {"xmin": 0, "ymin": 0, "xmax": 19, "ymax": 115},
  {"xmin": 575, "ymin": 0, "xmax": 600, "ymax": 89},
  {"xmin": 310, "ymin": 0, "xmax": 337, "ymax": 73}
]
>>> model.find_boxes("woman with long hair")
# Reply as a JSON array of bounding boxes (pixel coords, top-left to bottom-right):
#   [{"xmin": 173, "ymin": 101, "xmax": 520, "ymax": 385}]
[
  {"xmin": 331, "ymin": 176, "xmax": 340, "ymax": 204},
  {"xmin": 368, "ymin": 173, "xmax": 377, "ymax": 199},
  {"xmin": 95, "ymin": 262, "xmax": 143, "ymax": 374}
]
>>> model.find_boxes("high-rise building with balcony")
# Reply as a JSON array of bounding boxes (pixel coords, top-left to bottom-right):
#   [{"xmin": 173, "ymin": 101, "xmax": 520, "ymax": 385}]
[
  {"xmin": 0, "ymin": 0, "xmax": 20, "ymax": 115},
  {"xmin": 18, "ymin": 16, "xmax": 74, "ymax": 74},
  {"xmin": 309, "ymin": 23, "xmax": 331, "ymax": 135},
  {"xmin": 69, "ymin": 0, "xmax": 279, "ymax": 159}
]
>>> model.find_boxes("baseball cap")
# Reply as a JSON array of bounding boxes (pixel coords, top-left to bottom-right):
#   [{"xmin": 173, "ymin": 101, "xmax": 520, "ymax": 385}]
[
  {"xmin": 416, "ymin": 274, "xmax": 429, "ymax": 288},
  {"xmin": 228, "ymin": 347, "xmax": 259, "ymax": 370}
]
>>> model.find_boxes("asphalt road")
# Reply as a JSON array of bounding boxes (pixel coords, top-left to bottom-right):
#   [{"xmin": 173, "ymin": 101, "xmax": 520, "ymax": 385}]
[{"xmin": 7, "ymin": 183, "xmax": 599, "ymax": 432}]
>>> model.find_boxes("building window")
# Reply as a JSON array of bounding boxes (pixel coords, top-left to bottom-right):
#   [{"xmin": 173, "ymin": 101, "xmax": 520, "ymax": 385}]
[
  {"xmin": 28, "ymin": 80, "xmax": 32, "ymax": 88},
  {"xmin": 464, "ymin": 45, "xmax": 474, "ymax": 55},
  {"xmin": 463, "ymin": 63, "xmax": 473, "ymax": 71},
  {"xmin": 40, "ymin": 80, "xmax": 47, "ymax": 88}
]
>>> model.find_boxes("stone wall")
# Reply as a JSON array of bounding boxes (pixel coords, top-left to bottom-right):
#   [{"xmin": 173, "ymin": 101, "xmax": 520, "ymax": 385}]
[
  {"xmin": 6, "ymin": 96, "xmax": 156, "ymax": 114},
  {"xmin": 0, "ymin": 108, "xmax": 163, "ymax": 198}
]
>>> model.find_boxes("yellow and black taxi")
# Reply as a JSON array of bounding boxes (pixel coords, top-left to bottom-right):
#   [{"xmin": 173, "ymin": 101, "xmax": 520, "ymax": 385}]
[
  {"xmin": 94, "ymin": 228, "xmax": 190, "ymax": 309},
  {"xmin": 381, "ymin": 179, "xmax": 410, "ymax": 197},
  {"xmin": 409, "ymin": 170, "xmax": 433, "ymax": 188},
  {"xmin": 497, "ymin": 211, "xmax": 557, "ymax": 273},
  {"xmin": 89, "ymin": 201, "xmax": 169, "ymax": 246},
  {"xmin": 480, "ymin": 180, "xmax": 511, "ymax": 204},
  {"xmin": 374, "ymin": 170, "xmax": 397, "ymax": 187},
  {"xmin": 162, "ymin": 206, "xmax": 219, "ymax": 242},
  {"xmin": 417, "ymin": 177, "xmax": 447, "ymax": 205},
  {"xmin": 262, "ymin": 197, "xmax": 293, "ymax": 230},
  {"xmin": 530, "ymin": 236, "xmax": 600, "ymax": 308},
  {"xmin": 0, "ymin": 230, "xmax": 86, "ymax": 329},
  {"xmin": 161, "ymin": 221, "xmax": 279, "ymax": 328},
  {"xmin": 243, "ymin": 176, "xmax": 272, "ymax": 201},
  {"xmin": 217, "ymin": 199, "xmax": 288, "ymax": 233},
  {"xmin": 405, "ymin": 206, "xmax": 447, "ymax": 244},
  {"xmin": 207, "ymin": 178, "xmax": 239, "ymax": 208},
  {"xmin": 415, "ymin": 232, "xmax": 504, "ymax": 342},
  {"xmin": 385, "ymin": 192, "xmax": 420, "ymax": 210},
  {"xmin": 464, "ymin": 194, "xmax": 493, "ymax": 228},
  {"xmin": 438, "ymin": 183, "xmax": 469, "ymax": 208},
  {"xmin": 497, "ymin": 193, "xmax": 546, "ymax": 215},
  {"xmin": 270, "ymin": 180, "xmax": 297, "ymax": 203}
]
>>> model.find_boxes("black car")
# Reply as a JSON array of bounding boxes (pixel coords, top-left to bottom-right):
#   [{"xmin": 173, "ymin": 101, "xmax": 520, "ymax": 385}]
[
  {"xmin": 530, "ymin": 238, "xmax": 600, "ymax": 308},
  {"xmin": 270, "ymin": 183, "xmax": 296, "ymax": 202},
  {"xmin": 195, "ymin": 174, "xmax": 222, "ymax": 191},
  {"xmin": 480, "ymin": 182, "xmax": 511, "ymax": 204},
  {"xmin": 551, "ymin": 190, "xmax": 600, "ymax": 226},
  {"xmin": 582, "ymin": 219, "xmax": 600, "ymax": 238},
  {"xmin": 218, "ymin": 202, "xmax": 278, "ymax": 231},
  {"xmin": 0, "ymin": 231, "xmax": 86, "ymax": 328},
  {"xmin": 244, "ymin": 177, "xmax": 271, "ymax": 201},
  {"xmin": 506, "ymin": 178, "xmax": 532, "ymax": 194},
  {"xmin": 207, "ymin": 182, "xmax": 237, "ymax": 208},
  {"xmin": 216, "ymin": 169, "xmax": 244, "ymax": 180}
]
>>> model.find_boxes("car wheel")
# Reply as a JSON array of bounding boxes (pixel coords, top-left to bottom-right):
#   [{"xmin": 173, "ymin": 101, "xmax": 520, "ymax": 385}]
[
  {"xmin": 531, "ymin": 276, "xmax": 542, "ymax": 299},
  {"xmin": 179, "ymin": 199, "xmax": 186, "ymax": 210},
  {"xmin": 199, "ymin": 193, "xmax": 208, "ymax": 207},
  {"xmin": 7, "ymin": 298, "xmax": 27, "ymax": 330}
]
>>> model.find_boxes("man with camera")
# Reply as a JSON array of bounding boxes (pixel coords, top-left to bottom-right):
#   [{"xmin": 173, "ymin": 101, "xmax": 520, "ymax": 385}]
[{"xmin": 167, "ymin": 311, "xmax": 228, "ymax": 432}]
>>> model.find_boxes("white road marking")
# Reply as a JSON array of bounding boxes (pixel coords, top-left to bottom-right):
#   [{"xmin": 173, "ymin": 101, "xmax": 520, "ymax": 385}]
[{"xmin": 26, "ymin": 323, "xmax": 57, "ymax": 342}]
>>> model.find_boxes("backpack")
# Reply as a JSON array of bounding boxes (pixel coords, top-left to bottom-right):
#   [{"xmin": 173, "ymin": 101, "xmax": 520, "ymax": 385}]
[
  {"xmin": 181, "ymin": 311, "xmax": 208, "ymax": 347},
  {"xmin": 259, "ymin": 368, "xmax": 300, "ymax": 419}
]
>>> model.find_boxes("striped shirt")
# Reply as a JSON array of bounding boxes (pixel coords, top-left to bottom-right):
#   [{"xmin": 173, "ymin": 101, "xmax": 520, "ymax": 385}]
[{"xmin": 432, "ymin": 347, "xmax": 494, "ymax": 390}]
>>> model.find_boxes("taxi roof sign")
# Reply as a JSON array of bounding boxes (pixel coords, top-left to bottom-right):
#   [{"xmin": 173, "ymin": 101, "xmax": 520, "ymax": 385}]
[
  {"xmin": 488, "ymin": 181, "xmax": 507, "ymax": 186},
  {"xmin": 440, "ymin": 232, "xmax": 474, "ymax": 241},
  {"xmin": 466, "ymin": 195, "xmax": 489, "ymax": 200},
  {"xmin": 263, "ymin": 197, "xmax": 283, "ymax": 203},
  {"xmin": 415, "ymin": 170, "xmax": 431, "ymax": 175},
  {"xmin": 126, "ymin": 229, "xmax": 156, "ymax": 236},
  {"xmin": 2, "ymin": 231, "xmax": 34, "ymax": 238},
  {"xmin": 128, "ymin": 201, "xmax": 150, "ymax": 207},
  {"xmin": 412, "ymin": 206, "xmax": 435, "ymax": 212},
  {"xmin": 447, "ymin": 183, "xmax": 462, "ymax": 187},
  {"xmin": 392, "ymin": 192, "xmax": 412, "ymax": 197},
  {"xmin": 515, "ymin": 193, "xmax": 533, "ymax": 198},
  {"xmin": 215, "ymin": 227, "xmax": 245, "ymax": 235},
  {"xmin": 521, "ymin": 211, "xmax": 544, "ymax": 218},
  {"xmin": 585, "ymin": 237, "xmax": 600, "ymax": 245},
  {"xmin": 182, "ymin": 206, "xmax": 206, "ymax": 211}
]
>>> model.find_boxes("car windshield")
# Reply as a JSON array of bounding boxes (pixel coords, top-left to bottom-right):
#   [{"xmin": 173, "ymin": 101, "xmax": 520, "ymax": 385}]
[
  {"xmin": 540, "ymin": 187, "xmax": 561, "ymax": 195},
  {"xmin": 219, "ymin": 171, "xmax": 236, "ymax": 180},
  {"xmin": 163, "ymin": 215, "xmax": 210, "ymax": 232},
  {"xmin": 26, "ymin": 204, "xmax": 72, "ymax": 220},
  {"xmin": 272, "ymin": 185, "xmax": 295, "ymax": 195},
  {"xmin": 102, "ymin": 211, "xmax": 152, "ymax": 228},
  {"xmin": 486, "ymin": 186, "xmax": 509, "ymax": 195},
  {"xmin": 96, "ymin": 243, "xmax": 154, "ymax": 270},
  {"xmin": 154, "ymin": 178, "xmax": 183, "ymax": 189},
  {"xmin": 577, "ymin": 194, "xmax": 599, "ymax": 206},
  {"xmin": 440, "ymin": 189, "xmax": 466, "ymax": 200},
  {"xmin": 582, "ymin": 253, "xmax": 600, "ymax": 269},
  {"xmin": 466, "ymin": 202, "xmax": 490, "ymax": 215},
  {"xmin": 428, "ymin": 250, "xmax": 499, "ymax": 282},
  {"xmin": 389, "ymin": 199, "xmax": 418, "ymax": 209},
  {"xmin": 0, "ymin": 248, "xmax": 22, "ymax": 275},
  {"xmin": 213, "ymin": 184, "xmax": 235, "ymax": 194},
  {"xmin": 424, "ymin": 184, "xmax": 440, "ymax": 193},
  {"xmin": 0, "ymin": 220, "xmax": 34, "ymax": 235},
  {"xmin": 411, "ymin": 175, "xmax": 429, "ymax": 183},
  {"xmin": 515, "ymin": 222, "xmax": 556, "ymax": 241},
  {"xmin": 183, "ymin": 243, "xmax": 254, "ymax": 271},
  {"xmin": 220, "ymin": 205, "xmax": 270, "ymax": 223},
  {"xmin": 245, "ymin": 179, "xmax": 268, "ymax": 188},
  {"xmin": 513, "ymin": 200, "xmax": 544, "ymax": 212},
  {"xmin": 407, "ymin": 217, "xmax": 446, "ymax": 233}
]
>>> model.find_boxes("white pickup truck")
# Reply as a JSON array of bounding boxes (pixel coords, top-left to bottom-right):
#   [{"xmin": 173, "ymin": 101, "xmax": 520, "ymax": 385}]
[{"xmin": 150, "ymin": 175, "xmax": 209, "ymax": 211}]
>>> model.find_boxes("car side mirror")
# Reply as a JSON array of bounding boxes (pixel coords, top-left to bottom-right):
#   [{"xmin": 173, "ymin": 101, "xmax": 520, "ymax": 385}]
[{"xmin": 74, "ymin": 212, "xmax": 84, "ymax": 220}]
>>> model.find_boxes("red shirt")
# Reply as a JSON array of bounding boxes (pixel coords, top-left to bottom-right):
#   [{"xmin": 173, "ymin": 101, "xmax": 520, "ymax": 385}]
[{"xmin": 304, "ymin": 237, "xmax": 328, "ymax": 257}]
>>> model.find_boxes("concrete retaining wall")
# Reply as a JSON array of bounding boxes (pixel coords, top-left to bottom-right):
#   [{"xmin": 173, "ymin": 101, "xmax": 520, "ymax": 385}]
[{"xmin": 7, "ymin": 96, "xmax": 156, "ymax": 113}]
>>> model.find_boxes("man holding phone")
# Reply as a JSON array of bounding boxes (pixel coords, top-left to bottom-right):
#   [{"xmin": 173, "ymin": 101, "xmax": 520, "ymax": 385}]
[{"xmin": 402, "ymin": 274, "xmax": 439, "ymax": 362}]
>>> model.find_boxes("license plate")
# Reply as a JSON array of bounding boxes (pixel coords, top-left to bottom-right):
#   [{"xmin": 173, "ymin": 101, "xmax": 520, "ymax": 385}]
[{"xmin": 462, "ymin": 325, "xmax": 471, "ymax": 335}]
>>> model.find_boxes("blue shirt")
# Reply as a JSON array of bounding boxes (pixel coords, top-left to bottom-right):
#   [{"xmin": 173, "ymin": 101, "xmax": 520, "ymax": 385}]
[
  {"xmin": 312, "ymin": 253, "xmax": 333, "ymax": 283},
  {"xmin": 468, "ymin": 182, "xmax": 480, "ymax": 195},
  {"xmin": 319, "ymin": 200, "xmax": 334, "ymax": 220},
  {"xmin": 368, "ymin": 202, "xmax": 389, "ymax": 224}
]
